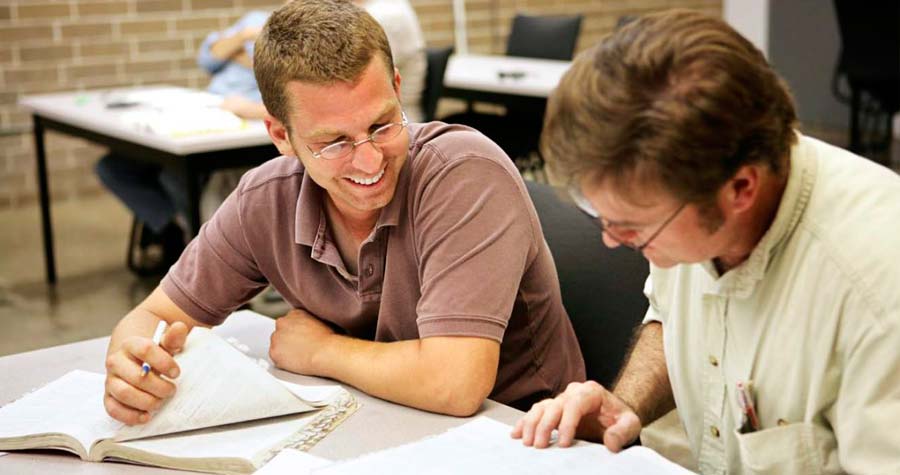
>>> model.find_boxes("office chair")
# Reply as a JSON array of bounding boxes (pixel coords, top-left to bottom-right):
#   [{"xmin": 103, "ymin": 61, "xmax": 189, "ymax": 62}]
[
  {"xmin": 422, "ymin": 46, "xmax": 453, "ymax": 122},
  {"xmin": 526, "ymin": 181, "xmax": 649, "ymax": 387},
  {"xmin": 831, "ymin": 1, "xmax": 900, "ymax": 159},
  {"xmin": 442, "ymin": 14, "xmax": 582, "ymax": 168}
]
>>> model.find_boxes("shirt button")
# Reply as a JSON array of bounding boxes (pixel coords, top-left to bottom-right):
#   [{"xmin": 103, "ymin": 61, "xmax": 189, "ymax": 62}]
[
  {"xmin": 710, "ymin": 425, "xmax": 720, "ymax": 438},
  {"xmin": 365, "ymin": 264, "xmax": 374, "ymax": 277},
  {"xmin": 708, "ymin": 355, "xmax": 719, "ymax": 366}
]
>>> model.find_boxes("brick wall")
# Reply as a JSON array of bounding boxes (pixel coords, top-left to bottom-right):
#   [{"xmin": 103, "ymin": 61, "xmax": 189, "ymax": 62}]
[{"xmin": 0, "ymin": 0, "xmax": 720, "ymax": 209}]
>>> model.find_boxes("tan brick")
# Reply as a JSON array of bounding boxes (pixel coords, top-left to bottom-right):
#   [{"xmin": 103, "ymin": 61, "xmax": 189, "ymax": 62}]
[
  {"xmin": 5, "ymin": 66, "xmax": 59, "ymax": 85},
  {"xmin": 136, "ymin": 0, "xmax": 183, "ymax": 14},
  {"xmin": 0, "ymin": 91, "xmax": 19, "ymax": 106},
  {"xmin": 192, "ymin": 0, "xmax": 234, "ymax": 10},
  {"xmin": 76, "ymin": 76, "xmax": 127, "ymax": 90},
  {"xmin": 136, "ymin": 38, "xmax": 186, "ymax": 55},
  {"xmin": 20, "ymin": 44, "xmax": 74, "ymax": 62},
  {"xmin": 0, "ymin": 5, "xmax": 11, "ymax": 20},
  {"xmin": 16, "ymin": 82, "xmax": 69, "ymax": 94},
  {"xmin": 3, "ymin": 108, "xmax": 33, "ymax": 130},
  {"xmin": 240, "ymin": 0, "xmax": 281, "ymax": 7},
  {"xmin": 17, "ymin": 3, "xmax": 72, "ymax": 20},
  {"xmin": 61, "ymin": 23, "xmax": 113, "ymax": 39},
  {"xmin": 177, "ymin": 57, "xmax": 201, "ymax": 70},
  {"xmin": 118, "ymin": 19, "xmax": 168, "ymax": 36},
  {"xmin": 123, "ymin": 59, "xmax": 172, "ymax": 75},
  {"xmin": 0, "ymin": 25, "xmax": 54, "ymax": 42},
  {"xmin": 66, "ymin": 63, "xmax": 118, "ymax": 80},
  {"xmin": 80, "ymin": 41, "xmax": 129, "ymax": 57},
  {"xmin": 0, "ymin": 48, "xmax": 12, "ymax": 64},
  {"xmin": 77, "ymin": 1, "xmax": 130, "ymax": 16},
  {"xmin": 174, "ymin": 17, "xmax": 222, "ymax": 33}
]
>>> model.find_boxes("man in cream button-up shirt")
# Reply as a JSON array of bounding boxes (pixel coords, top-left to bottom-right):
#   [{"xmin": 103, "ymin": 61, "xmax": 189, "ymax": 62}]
[{"xmin": 511, "ymin": 9, "xmax": 900, "ymax": 474}]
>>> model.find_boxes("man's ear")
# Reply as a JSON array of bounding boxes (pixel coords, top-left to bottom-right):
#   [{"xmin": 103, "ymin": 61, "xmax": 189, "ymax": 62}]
[
  {"xmin": 393, "ymin": 66, "xmax": 402, "ymax": 98},
  {"xmin": 264, "ymin": 113, "xmax": 296, "ymax": 158},
  {"xmin": 722, "ymin": 164, "xmax": 762, "ymax": 215}
]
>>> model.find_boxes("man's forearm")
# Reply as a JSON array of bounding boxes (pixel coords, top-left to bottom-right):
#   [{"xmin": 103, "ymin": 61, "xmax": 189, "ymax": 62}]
[
  {"xmin": 611, "ymin": 322, "xmax": 675, "ymax": 426},
  {"xmin": 209, "ymin": 31, "xmax": 251, "ymax": 62},
  {"xmin": 310, "ymin": 336, "xmax": 497, "ymax": 416}
]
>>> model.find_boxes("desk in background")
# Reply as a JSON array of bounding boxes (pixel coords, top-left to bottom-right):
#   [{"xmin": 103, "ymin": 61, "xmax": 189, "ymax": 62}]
[
  {"xmin": 442, "ymin": 53, "xmax": 571, "ymax": 103},
  {"xmin": 0, "ymin": 310, "xmax": 523, "ymax": 474},
  {"xmin": 19, "ymin": 87, "xmax": 279, "ymax": 284}
]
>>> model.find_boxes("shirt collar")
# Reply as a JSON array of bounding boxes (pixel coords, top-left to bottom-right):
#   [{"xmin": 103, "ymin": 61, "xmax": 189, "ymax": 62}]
[{"xmin": 705, "ymin": 132, "xmax": 818, "ymax": 297}]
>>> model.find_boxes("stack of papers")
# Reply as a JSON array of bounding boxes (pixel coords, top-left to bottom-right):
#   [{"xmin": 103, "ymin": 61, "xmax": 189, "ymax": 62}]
[
  {"xmin": 106, "ymin": 87, "xmax": 248, "ymax": 138},
  {"xmin": 256, "ymin": 417, "xmax": 696, "ymax": 475},
  {"xmin": 121, "ymin": 107, "xmax": 247, "ymax": 137}
]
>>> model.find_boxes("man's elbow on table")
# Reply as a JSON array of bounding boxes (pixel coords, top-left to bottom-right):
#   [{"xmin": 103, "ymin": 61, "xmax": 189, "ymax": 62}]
[{"xmin": 419, "ymin": 336, "xmax": 499, "ymax": 417}]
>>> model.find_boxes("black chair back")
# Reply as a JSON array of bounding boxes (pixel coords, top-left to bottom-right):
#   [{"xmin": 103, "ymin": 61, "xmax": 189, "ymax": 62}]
[
  {"xmin": 832, "ymin": 1, "xmax": 900, "ymax": 154},
  {"xmin": 422, "ymin": 46, "xmax": 453, "ymax": 122},
  {"xmin": 526, "ymin": 181, "xmax": 649, "ymax": 387},
  {"xmin": 506, "ymin": 14, "xmax": 583, "ymax": 61}
]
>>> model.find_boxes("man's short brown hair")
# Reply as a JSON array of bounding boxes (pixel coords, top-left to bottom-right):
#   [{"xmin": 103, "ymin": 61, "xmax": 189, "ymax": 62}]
[
  {"xmin": 542, "ymin": 9, "xmax": 797, "ymax": 204},
  {"xmin": 254, "ymin": 0, "xmax": 395, "ymax": 125}
]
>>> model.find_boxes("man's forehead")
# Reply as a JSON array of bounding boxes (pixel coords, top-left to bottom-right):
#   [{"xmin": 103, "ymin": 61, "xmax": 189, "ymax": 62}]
[{"xmin": 582, "ymin": 172, "xmax": 673, "ymax": 210}]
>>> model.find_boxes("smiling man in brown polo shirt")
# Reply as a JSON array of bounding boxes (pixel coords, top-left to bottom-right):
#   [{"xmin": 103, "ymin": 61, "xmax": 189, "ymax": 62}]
[{"xmin": 102, "ymin": 0, "xmax": 584, "ymax": 424}]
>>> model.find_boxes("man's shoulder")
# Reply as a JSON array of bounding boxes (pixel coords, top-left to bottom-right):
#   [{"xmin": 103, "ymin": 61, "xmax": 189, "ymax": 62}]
[
  {"xmin": 792, "ymin": 136, "xmax": 900, "ymax": 320},
  {"xmin": 408, "ymin": 121, "xmax": 516, "ymax": 173},
  {"xmin": 237, "ymin": 156, "xmax": 305, "ymax": 197}
]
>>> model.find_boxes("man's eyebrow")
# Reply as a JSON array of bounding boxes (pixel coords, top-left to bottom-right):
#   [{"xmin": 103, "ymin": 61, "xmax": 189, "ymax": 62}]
[
  {"xmin": 603, "ymin": 217, "xmax": 643, "ymax": 228},
  {"xmin": 303, "ymin": 102, "xmax": 397, "ymax": 141}
]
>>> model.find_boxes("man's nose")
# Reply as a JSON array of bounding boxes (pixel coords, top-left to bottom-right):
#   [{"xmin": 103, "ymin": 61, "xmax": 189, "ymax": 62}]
[
  {"xmin": 601, "ymin": 232, "xmax": 622, "ymax": 249},
  {"xmin": 351, "ymin": 140, "xmax": 383, "ymax": 174}
]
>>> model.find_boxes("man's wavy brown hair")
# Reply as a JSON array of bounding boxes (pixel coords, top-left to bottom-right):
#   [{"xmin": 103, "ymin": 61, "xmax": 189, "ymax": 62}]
[{"xmin": 542, "ymin": 9, "xmax": 797, "ymax": 205}]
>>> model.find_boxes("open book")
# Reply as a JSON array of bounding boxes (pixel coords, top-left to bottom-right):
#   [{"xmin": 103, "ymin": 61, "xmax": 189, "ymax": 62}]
[
  {"xmin": 256, "ymin": 417, "xmax": 695, "ymax": 475},
  {"xmin": 0, "ymin": 327, "xmax": 358, "ymax": 474}
]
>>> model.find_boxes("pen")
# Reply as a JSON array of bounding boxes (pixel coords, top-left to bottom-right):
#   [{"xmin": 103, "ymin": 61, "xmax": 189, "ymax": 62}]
[
  {"xmin": 141, "ymin": 320, "xmax": 168, "ymax": 377},
  {"xmin": 736, "ymin": 381, "xmax": 760, "ymax": 432}
]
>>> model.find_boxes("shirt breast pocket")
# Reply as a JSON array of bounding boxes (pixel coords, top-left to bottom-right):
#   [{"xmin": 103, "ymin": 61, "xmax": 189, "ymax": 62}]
[{"xmin": 734, "ymin": 422, "xmax": 840, "ymax": 475}]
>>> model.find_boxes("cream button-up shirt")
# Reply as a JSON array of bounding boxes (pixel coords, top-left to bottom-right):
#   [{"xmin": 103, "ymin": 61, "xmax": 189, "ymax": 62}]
[{"xmin": 643, "ymin": 134, "xmax": 900, "ymax": 474}]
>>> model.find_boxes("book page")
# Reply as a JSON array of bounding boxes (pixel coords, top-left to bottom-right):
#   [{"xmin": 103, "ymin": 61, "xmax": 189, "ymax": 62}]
[
  {"xmin": 111, "ymin": 411, "xmax": 320, "ymax": 463},
  {"xmin": 0, "ymin": 370, "xmax": 122, "ymax": 456},
  {"xmin": 115, "ymin": 328, "xmax": 317, "ymax": 442},
  {"xmin": 103, "ymin": 389, "xmax": 358, "ymax": 473},
  {"xmin": 308, "ymin": 417, "xmax": 695, "ymax": 475}
]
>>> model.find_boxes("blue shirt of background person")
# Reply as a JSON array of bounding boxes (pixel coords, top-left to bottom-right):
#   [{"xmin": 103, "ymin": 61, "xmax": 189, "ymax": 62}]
[{"xmin": 197, "ymin": 11, "xmax": 269, "ymax": 104}]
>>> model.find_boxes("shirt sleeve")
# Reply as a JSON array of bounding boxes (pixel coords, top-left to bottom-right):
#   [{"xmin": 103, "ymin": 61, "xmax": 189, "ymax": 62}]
[
  {"xmin": 642, "ymin": 272, "xmax": 662, "ymax": 324},
  {"xmin": 831, "ymin": 299, "xmax": 900, "ymax": 474},
  {"xmin": 161, "ymin": 182, "xmax": 267, "ymax": 326},
  {"xmin": 412, "ymin": 153, "xmax": 536, "ymax": 342}
]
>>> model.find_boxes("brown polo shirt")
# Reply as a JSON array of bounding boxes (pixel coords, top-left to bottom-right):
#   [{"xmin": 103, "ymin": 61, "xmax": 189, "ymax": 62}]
[{"xmin": 161, "ymin": 122, "xmax": 585, "ymax": 409}]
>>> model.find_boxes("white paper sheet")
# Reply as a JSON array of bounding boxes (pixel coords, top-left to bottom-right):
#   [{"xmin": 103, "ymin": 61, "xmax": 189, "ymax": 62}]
[
  {"xmin": 255, "ymin": 449, "xmax": 332, "ymax": 475},
  {"xmin": 306, "ymin": 417, "xmax": 695, "ymax": 475}
]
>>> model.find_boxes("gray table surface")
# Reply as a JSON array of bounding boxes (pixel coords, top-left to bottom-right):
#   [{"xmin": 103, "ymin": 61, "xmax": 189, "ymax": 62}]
[
  {"xmin": 0, "ymin": 310, "xmax": 523, "ymax": 474},
  {"xmin": 19, "ymin": 87, "xmax": 272, "ymax": 156}
]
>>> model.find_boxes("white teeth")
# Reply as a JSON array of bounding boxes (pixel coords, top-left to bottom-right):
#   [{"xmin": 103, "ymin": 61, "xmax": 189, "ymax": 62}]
[{"xmin": 348, "ymin": 168, "xmax": 385, "ymax": 185}]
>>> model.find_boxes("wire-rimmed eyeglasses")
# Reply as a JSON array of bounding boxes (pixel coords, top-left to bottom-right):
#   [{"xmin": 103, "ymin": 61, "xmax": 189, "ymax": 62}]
[
  {"xmin": 569, "ymin": 186, "xmax": 686, "ymax": 251},
  {"xmin": 307, "ymin": 112, "xmax": 409, "ymax": 160}
]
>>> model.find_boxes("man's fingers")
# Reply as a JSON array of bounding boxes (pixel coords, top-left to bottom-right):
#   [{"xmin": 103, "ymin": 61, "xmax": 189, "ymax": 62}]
[
  {"xmin": 519, "ymin": 401, "xmax": 548, "ymax": 447},
  {"xmin": 106, "ymin": 350, "xmax": 176, "ymax": 400},
  {"xmin": 123, "ymin": 335, "xmax": 180, "ymax": 379},
  {"xmin": 104, "ymin": 393, "xmax": 149, "ymax": 425},
  {"xmin": 510, "ymin": 418, "xmax": 525, "ymax": 439},
  {"xmin": 532, "ymin": 402, "xmax": 563, "ymax": 448},
  {"xmin": 602, "ymin": 411, "xmax": 641, "ymax": 453},
  {"xmin": 161, "ymin": 321, "xmax": 189, "ymax": 355},
  {"xmin": 105, "ymin": 375, "xmax": 164, "ymax": 414},
  {"xmin": 557, "ymin": 398, "xmax": 588, "ymax": 447}
]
